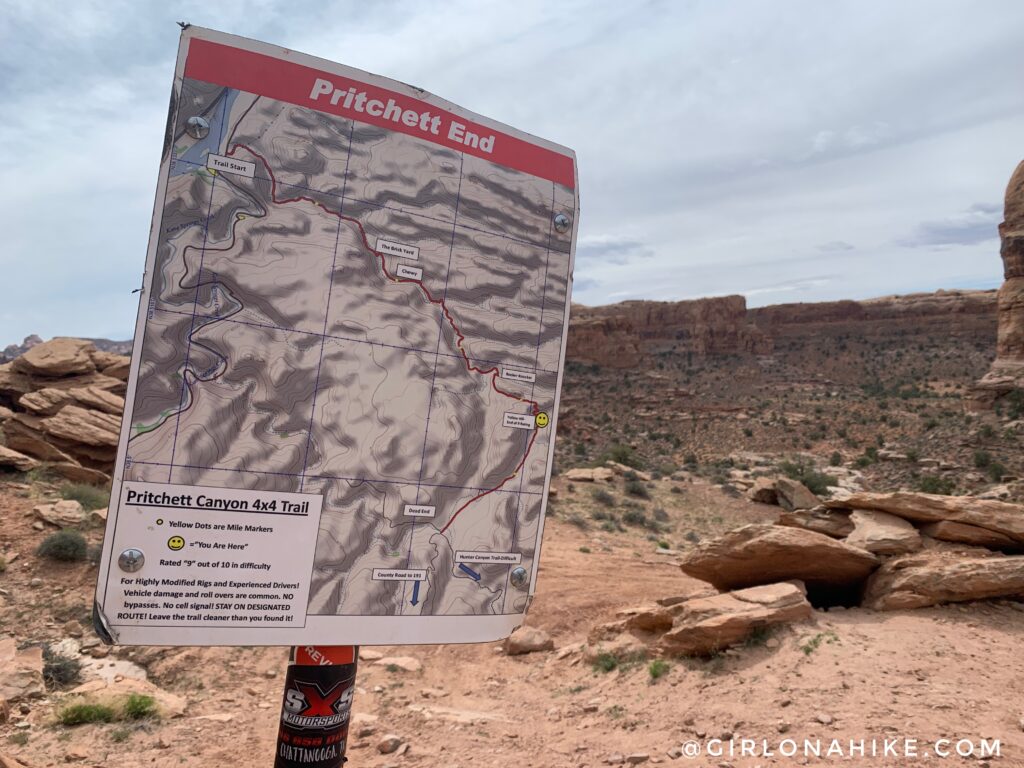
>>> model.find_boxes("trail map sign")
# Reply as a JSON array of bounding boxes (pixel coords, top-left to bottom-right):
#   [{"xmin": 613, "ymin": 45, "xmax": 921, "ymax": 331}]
[{"xmin": 94, "ymin": 27, "xmax": 578, "ymax": 646}]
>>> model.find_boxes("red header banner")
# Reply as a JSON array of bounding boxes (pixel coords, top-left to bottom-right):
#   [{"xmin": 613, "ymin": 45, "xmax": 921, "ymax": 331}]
[{"xmin": 184, "ymin": 39, "xmax": 575, "ymax": 189}]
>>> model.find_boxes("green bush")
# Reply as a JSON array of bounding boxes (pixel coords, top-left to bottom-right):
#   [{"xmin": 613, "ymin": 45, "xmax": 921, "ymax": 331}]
[
  {"xmin": 647, "ymin": 659, "xmax": 671, "ymax": 680},
  {"xmin": 974, "ymin": 450, "xmax": 992, "ymax": 469},
  {"xmin": 592, "ymin": 652, "xmax": 618, "ymax": 673},
  {"xmin": 599, "ymin": 444, "xmax": 644, "ymax": 469},
  {"xmin": 829, "ymin": 451, "xmax": 842, "ymax": 467},
  {"xmin": 591, "ymin": 488, "xmax": 616, "ymax": 507},
  {"xmin": 918, "ymin": 475, "xmax": 956, "ymax": 495},
  {"xmin": 60, "ymin": 483, "xmax": 109, "ymax": 511},
  {"xmin": 58, "ymin": 703, "xmax": 117, "ymax": 726},
  {"xmin": 37, "ymin": 531, "xmax": 88, "ymax": 562},
  {"xmin": 777, "ymin": 460, "xmax": 836, "ymax": 497},
  {"xmin": 123, "ymin": 694, "xmax": 158, "ymax": 720},
  {"xmin": 624, "ymin": 480, "xmax": 650, "ymax": 499}
]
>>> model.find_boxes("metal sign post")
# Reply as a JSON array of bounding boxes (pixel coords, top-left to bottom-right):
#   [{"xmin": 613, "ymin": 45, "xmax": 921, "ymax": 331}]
[{"xmin": 274, "ymin": 646, "xmax": 358, "ymax": 768}]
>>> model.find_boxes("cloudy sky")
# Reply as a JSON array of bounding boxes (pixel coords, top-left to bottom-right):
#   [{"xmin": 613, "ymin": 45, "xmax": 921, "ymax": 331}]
[{"xmin": 2, "ymin": 0, "xmax": 1022, "ymax": 343}]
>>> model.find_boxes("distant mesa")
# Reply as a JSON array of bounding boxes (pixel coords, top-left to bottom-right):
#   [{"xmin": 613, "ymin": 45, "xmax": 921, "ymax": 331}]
[{"xmin": 567, "ymin": 290, "xmax": 996, "ymax": 370}]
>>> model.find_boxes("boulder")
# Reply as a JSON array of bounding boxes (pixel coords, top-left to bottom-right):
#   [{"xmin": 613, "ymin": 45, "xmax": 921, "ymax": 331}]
[
  {"xmin": 0, "ymin": 637, "xmax": 44, "ymax": 702},
  {"xmin": 41, "ymin": 405, "xmax": 121, "ymax": 448},
  {"xmin": 775, "ymin": 478, "xmax": 820, "ymax": 511},
  {"xmin": 504, "ymin": 626, "xmax": 555, "ymax": 655},
  {"xmin": 746, "ymin": 477, "xmax": 778, "ymax": 505},
  {"xmin": 0, "ymin": 363, "xmax": 36, "ymax": 400},
  {"xmin": 777, "ymin": 507, "xmax": 854, "ymax": 538},
  {"xmin": 1, "ymin": 414, "xmax": 76, "ymax": 462},
  {"xmin": 0, "ymin": 445, "xmax": 38, "ymax": 473},
  {"xmin": 11, "ymin": 338, "xmax": 96, "ymax": 377},
  {"xmin": 679, "ymin": 524, "xmax": 879, "ymax": 591},
  {"xmin": 47, "ymin": 462, "xmax": 111, "ymax": 486},
  {"xmin": 844, "ymin": 510, "xmax": 922, "ymax": 555},
  {"xmin": 33, "ymin": 500, "xmax": 85, "ymax": 527},
  {"xmin": 659, "ymin": 582, "xmax": 812, "ymax": 657},
  {"xmin": 920, "ymin": 520, "xmax": 1020, "ymax": 550},
  {"xmin": 863, "ymin": 552, "xmax": 1024, "ymax": 610},
  {"xmin": 605, "ymin": 461, "xmax": 652, "ymax": 481},
  {"xmin": 101, "ymin": 358, "xmax": 131, "ymax": 381},
  {"xmin": 0, "ymin": 753, "xmax": 30, "ymax": 768},
  {"xmin": 565, "ymin": 467, "xmax": 615, "ymax": 482},
  {"xmin": 828, "ymin": 491, "xmax": 1024, "ymax": 543}
]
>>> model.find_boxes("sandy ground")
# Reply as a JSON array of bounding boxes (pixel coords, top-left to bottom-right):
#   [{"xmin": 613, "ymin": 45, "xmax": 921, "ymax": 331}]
[{"xmin": 3, "ymin": 477, "xmax": 1024, "ymax": 768}]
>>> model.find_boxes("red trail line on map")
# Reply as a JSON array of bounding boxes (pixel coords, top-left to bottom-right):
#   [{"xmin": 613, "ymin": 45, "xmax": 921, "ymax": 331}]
[{"xmin": 227, "ymin": 143, "xmax": 541, "ymax": 536}]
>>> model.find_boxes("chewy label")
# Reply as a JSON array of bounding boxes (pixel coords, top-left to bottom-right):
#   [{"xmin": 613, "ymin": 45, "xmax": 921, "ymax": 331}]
[{"xmin": 396, "ymin": 264, "xmax": 423, "ymax": 280}]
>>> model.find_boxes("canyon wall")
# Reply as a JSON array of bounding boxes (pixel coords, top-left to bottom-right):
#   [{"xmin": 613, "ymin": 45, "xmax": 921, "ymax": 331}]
[{"xmin": 567, "ymin": 290, "xmax": 997, "ymax": 369}]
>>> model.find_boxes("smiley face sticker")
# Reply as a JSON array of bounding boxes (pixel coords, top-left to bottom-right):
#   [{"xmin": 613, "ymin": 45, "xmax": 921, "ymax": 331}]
[
  {"xmin": 167, "ymin": 536, "xmax": 186, "ymax": 551},
  {"xmin": 535, "ymin": 412, "xmax": 550, "ymax": 428}
]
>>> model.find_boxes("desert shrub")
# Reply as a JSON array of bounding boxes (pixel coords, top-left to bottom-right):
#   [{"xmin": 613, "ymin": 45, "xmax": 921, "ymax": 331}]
[
  {"xmin": 624, "ymin": 480, "xmax": 650, "ymax": 499},
  {"xmin": 591, "ymin": 488, "xmax": 616, "ymax": 507},
  {"xmin": 777, "ymin": 461, "xmax": 836, "ymax": 497},
  {"xmin": 60, "ymin": 483, "xmax": 109, "ymax": 511},
  {"xmin": 122, "ymin": 694, "xmax": 158, "ymax": 720},
  {"xmin": 918, "ymin": 475, "xmax": 956, "ymax": 495},
  {"xmin": 647, "ymin": 659, "xmax": 671, "ymax": 680},
  {"xmin": 987, "ymin": 461, "xmax": 1009, "ymax": 483},
  {"xmin": 565, "ymin": 513, "xmax": 589, "ymax": 529},
  {"xmin": 592, "ymin": 652, "xmax": 619, "ymax": 673},
  {"xmin": 974, "ymin": 450, "xmax": 992, "ymax": 469},
  {"xmin": 43, "ymin": 646, "xmax": 82, "ymax": 689},
  {"xmin": 578, "ymin": 546, "xmax": 591, "ymax": 554},
  {"xmin": 599, "ymin": 444, "xmax": 644, "ymax": 469},
  {"xmin": 829, "ymin": 451, "xmax": 842, "ymax": 467},
  {"xmin": 683, "ymin": 530, "xmax": 701, "ymax": 544},
  {"xmin": 37, "ymin": 531, "xmax": 88, "ymax": 562},
  {"xmin": 58, "ymin": 703, "xmax": 117, "ymax": 726}
]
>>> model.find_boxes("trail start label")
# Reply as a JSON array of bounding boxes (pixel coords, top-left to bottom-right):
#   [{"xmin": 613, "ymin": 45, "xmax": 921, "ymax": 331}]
[{"xmin": 94, "ymin": 26, "xmax": 578, "ymax": 646}]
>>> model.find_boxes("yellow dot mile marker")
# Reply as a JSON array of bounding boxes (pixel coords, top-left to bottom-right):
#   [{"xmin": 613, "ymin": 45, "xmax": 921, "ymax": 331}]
[{"xmin": 535, "ymin": 412, "xmax": 550, "ymax": 428}]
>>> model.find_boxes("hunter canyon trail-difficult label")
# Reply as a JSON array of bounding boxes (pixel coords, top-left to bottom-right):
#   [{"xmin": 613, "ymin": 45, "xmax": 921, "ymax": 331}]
[{"xmin": 103, "ymin": 482, "xmax": 322, "ymax": 633}]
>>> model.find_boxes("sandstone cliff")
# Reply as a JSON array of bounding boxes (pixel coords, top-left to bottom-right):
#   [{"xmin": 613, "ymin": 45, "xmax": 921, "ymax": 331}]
[
  {"xmin": 568, "ymin": 290, "xmax": 996, "ymax": 369},
  {"xmin": 972, "ymin": 159, "xmax": 1024, "ymax": 409}
]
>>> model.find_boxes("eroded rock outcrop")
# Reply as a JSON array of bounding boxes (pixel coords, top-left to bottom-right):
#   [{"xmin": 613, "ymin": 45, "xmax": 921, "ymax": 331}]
[
  {"xmin": 863, "ymin": 552, "xmax": 1024, "ymax": 610},
  {"xmin": 970, "ymin": 159, "xmax": 1024, "ymax": 410},
  {"xmin": 0, "ymin": 338, "xmax": 129, "ymax": 483}
]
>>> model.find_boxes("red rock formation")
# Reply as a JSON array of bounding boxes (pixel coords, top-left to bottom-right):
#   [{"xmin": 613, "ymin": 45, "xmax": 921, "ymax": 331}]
[
  {"xmin": 568, "ymin": 295, "xmax": 772, "ymax": 369},
  {"xmin": 970, "ymin": 160, "xmax": 1024, "ymax": 410}
]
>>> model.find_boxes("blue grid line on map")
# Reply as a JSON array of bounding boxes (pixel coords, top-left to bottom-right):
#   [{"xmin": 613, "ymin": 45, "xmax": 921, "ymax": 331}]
[
  {"xmin": 299, "ymin": 122, "xmax": 355, "ymax": 492},
  {"xmin": 166, "ymin": 94, "xmax": 230, "ymax": 481},
  {"xmin": 169, "ymin": 155, "xmax": 571, "ymax": 256},
  {"xmin": 401, "ymin": 154, "xmax": 466, "ymax": 612},
  {"xmin": 151, "ymin": 305, "xmax": 561, "ymax": 376},
  {"xmin": 130, "ymin": 459, "xmax": 544, "ymax": 497},
  {"xmin": 500, "ymin": 180, "xmax": 558, "ymax": 613}
]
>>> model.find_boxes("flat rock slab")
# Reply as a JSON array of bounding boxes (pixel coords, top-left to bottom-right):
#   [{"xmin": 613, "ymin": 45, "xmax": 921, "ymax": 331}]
[
  {"xmin": 11, "ymin": 338, "xmax": 97, "ymax": 377},
  {"xmin": 920, "ymin": 520, "xmax": 1020, "ymax": 550},
  {"xmin": 828, "ymin": 491, "xmax": 1024, "ymax": 543},
  {"xmin": 777, "ymin": 507, "xmax": 854, "ymax": 538},
  {"xmin": 69, "ymin": 677, "xmax": 186, "ymax": 718},
  {"xmin": 844, "ymin": 510, "xmax": 922, "ymax": 555},
  {"xmin": 0, "ymin": 637, "xmax": 44, "ymax": 703},
  {"xmin": 0, "ymin": 445, "xmax": 38, "ymax": 472},
  {"xmin": 864, "ymin": 553, "xmax": 1024, "ymax": 610},
  {"xmin": 660, "ymin": 582, "xmax": 812, "ymax": 657},
  {"xmin": 565, "ymin": 467, "xmax": 615, "ymax": 482},
  {"xmin": 680, "ymin": 524, "xmax": 879, "ymax": 591}
]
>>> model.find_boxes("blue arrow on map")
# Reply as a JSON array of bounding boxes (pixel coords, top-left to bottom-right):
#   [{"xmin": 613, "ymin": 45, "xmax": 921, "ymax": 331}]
[
  {"xmin": 458, "ymin": 563, "xmax": 481, "ymax": 581},
  {"xmin": 410, "ymin": 580, "xmax": 421, "ymax": 606}
]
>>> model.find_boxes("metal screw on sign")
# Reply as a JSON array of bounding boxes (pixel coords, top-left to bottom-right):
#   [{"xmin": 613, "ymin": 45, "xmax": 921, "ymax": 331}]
[
  {"xmin": 185, "ymin": 115, "xmax": 210, "ymax": 139},
  {"xmin": 510, "ymin": 566, "xmax": 529, "ymax": 589},
  {"xmin": 118, "ymin": 548, "xmax": 145, "ymax": 573},
  {"xmin": 553, "ymin": 213, "xmax": 572, "ymax": 233}
]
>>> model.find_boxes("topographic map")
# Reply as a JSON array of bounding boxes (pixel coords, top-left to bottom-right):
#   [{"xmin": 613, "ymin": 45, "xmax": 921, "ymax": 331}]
[{"xmin": 96, "ymin": 28, "xmax": 577, "ymax": 644}]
